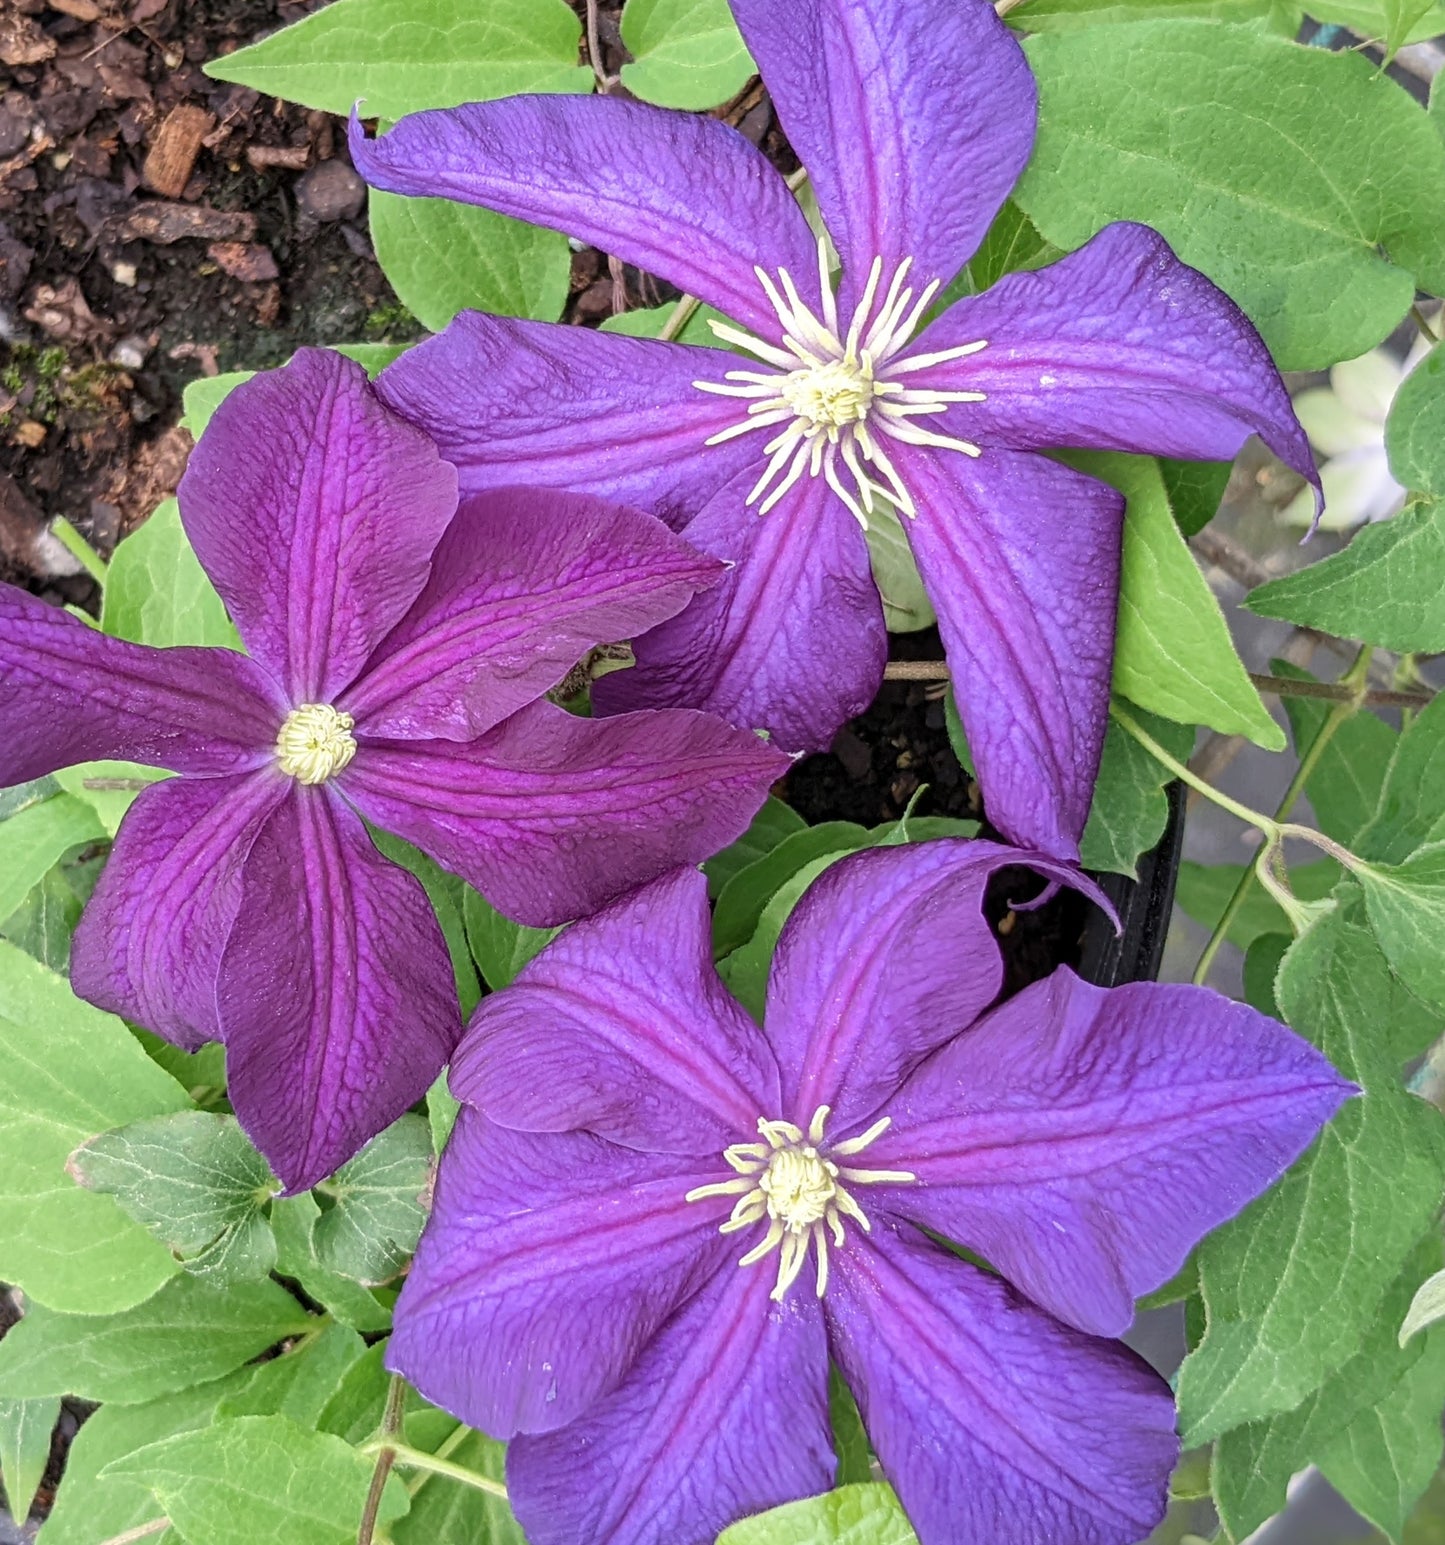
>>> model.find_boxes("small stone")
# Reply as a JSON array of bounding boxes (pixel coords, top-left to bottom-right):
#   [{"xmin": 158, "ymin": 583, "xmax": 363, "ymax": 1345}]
[
  {"xmin": 15, "ymin": 420, "xmax": 46, "ymax": 448},
  {"xmin": 295, "ymin": 158, "xmax": 365, "ymax": 222},
  {"xmin": 111, "ymin": 260, "xmax": 138, "ymax": 287},
  {"xmin": 109, "ymin": 335, "xmax": 149, "ymax": 370},
  {"xmin": 0, "ymin": 98, "xmax": 33, "ymax": 158},
  {"xmin": 206, "ymin": 240, "xmax": 279, "ymax": 282}
]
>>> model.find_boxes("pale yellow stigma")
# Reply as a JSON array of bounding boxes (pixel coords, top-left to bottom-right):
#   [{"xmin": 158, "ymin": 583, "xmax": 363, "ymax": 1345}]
[
  {"xmin": 276, "ymin": 703, "xmax": 357, "ymax": 784},
  {"xmin": 685, "ymin": 1104, "xmax": 914, "ymax": 1302},
  {"xmin": 779, "ymin": 357, "xmax": 877, "ymax": 431}
]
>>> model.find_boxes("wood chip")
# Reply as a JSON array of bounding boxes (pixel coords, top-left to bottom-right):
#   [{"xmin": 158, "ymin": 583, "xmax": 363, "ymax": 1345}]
[
  {"xmin": 142, "ymin": 103, "xmax": 214, "ymax": 199},
  {"xmin": 0, "ymin": 14, "xmax": 55, "ymax": 68},
  {"xmin": 14, "ymin": 420, "xmax": 46, "ymax": 449},
  {"xmin": 245, "ymin": 143, "xmax": 309, "ymax": 171},
  {"xmin": 116, "ymin": 200, "xmax": 256, "ymax": 244},
  {"xmin": 206, "ymin": 240, "xmax": 278, "ymax": 282},
  {"xmin": 49, "ymin": 0, "xmax": 104, "ymax": 19}
]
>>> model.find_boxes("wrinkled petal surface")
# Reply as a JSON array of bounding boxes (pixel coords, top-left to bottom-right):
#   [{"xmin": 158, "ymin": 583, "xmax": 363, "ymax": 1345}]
[
  {"xmin": 730, "ymin": 0, "xmax": 1034, "ymax": 308},
  {"xmin": 377, "ymin": 318, "xmax": 762, "ymax": 530},
  {"xmin": 179, "ymin": 348, "xmax": 458, "ymax": 702},
  {"xmin": 864, "ymin": 969, "xmax": 1353, "ymax": 1338},
  {"xmin": 343, "ymin": 487, "xmax": 721, "ymax": 741},
  {"xmin": 341, "ymin": 699, "xmax": 787, "ymax": 928},
  {"xmin": 827, "ymin": 1221, "xmax": 1177, "ymax": 1545},
  {"xmin": 509, "ymin": 1260, "xmax": 832, "ymax": 1545},
  {"xmin": 219, "ymin": 789, "xmax": 461, "ymax": 1193},
  {"xmin": 901, "ymin": 445, "xmax": 1122, "ymax": 859},
  {"xmin": 921, "ymin": 224, "xmax": 1316, "ymax": 489},
  {"xmin": 593, "ymin": 471, "xmax": 886, "ymax": 755},
  {"xmin": 454, "ymin": 868, "xmax": 776, "ymax": 1154},
  {"xmin": 763, "ymin": 840, "xmax": 1106, "ymax": 1132},
  {"xmin": 0, "ymin": 584, "xmax": 280, "ymax": 783},
  {"xmin": 351, "ymin": 98, "xmax": 818, "ymax": 338},
  {"xmin": 70, "ymin": 772, "xmax": 286, "ymax": 1050},
  {"xmin": 388, "ymin": 1109, "xmax": 729, "ymax": 1438}
]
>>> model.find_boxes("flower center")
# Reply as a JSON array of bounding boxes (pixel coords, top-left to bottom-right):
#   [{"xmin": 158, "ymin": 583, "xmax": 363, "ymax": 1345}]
[
  {"xmin": 693, "ymin": 240, "xmax": 990, "ymax": 527},
  {"xmin": 276, "ymin": 704, "xmax": 357, "ymax": 784},
  {"xmin": 685, "ymin": 1104, "xmax": 914, "ymax": 1301}
]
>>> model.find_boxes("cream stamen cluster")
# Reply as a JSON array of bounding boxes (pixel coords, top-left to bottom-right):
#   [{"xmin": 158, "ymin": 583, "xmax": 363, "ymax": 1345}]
[
  {"xmin": 694, "ymin": 241, "xmax": 989, "ymax": 527},
  {"xmin": 686, "ymin": 1103, "xmax": 914, "ymax": 1301},
  {"xmin": 276, "ymin": 703, "xmax": 357, "ymax": 784}
]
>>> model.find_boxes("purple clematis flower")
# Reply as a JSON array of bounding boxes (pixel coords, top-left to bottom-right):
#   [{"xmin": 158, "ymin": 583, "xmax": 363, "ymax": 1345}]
[
  {"xmin": 350, "ymin": 0, "xmax": 1317, "ymax": 860},
  {"xmin": 388, "ymin": 842, "xmax": 1351, "ymax": 1545},
  {"xmin": 0, "ymin": 348, "xmax": 787, "ymax": 1193}
]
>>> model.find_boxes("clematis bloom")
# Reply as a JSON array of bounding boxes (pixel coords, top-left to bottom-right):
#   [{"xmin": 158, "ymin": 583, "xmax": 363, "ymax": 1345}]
[
  {"xmin": 0, "ymin": 348, "xmax": 786, "ymax": 1192},
  {"xmin": 389, "ymin": 842, "xmax": 1351, "ymax": 1545},
  {"xmin": 351, "ymin": 0, "xmax": 1317, "ymax": 860}
]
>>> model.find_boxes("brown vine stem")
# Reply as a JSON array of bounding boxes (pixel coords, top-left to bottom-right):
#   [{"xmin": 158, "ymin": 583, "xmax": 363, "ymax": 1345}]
[
  {"xmin": 583, "ymin": 0, "xmax": 618, "ymax": 92},
  {"xmin": 356, "ymin": 1372, "xmax": 408, "ymax": 1545},
  {"xmin": 879, "ymin": 659, "xmax": 1433, "ymax": 710},
  {"xmin": 97, "ymin": 1522, "xmax": 171, "ymax": 1545}
]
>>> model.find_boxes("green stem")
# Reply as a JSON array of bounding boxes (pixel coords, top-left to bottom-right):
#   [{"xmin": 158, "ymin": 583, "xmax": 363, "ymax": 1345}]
[
  {"xmin": 357, "ymin": 1373, "xmax": 408, "ymax": 1545},
  {"xmin": 97, "ymin": 1522, "xmax": 170, "ymax": 1545},
  {"xmin": 659, "ymin": 294, "xmax": 701, "ymax": 342},
  {"xmin": 404, "ymin": 1420, "xmax": 473, "ymax": 1499},
  {"xmin": 51, "ymin": 516, "xmax": 107, "ymax": 583},
  {"xmin": 364, "ymin": 1440, "xmax": 509, "ymax": 1502}
]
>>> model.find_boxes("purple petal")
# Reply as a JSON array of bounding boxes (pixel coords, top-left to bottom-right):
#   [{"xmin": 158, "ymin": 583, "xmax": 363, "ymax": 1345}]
[
  {"xmin": 509, "ymin": 1260, "xmax": 832, "ymax": 1545},
  {"xmin": 901, "ymin": 445, "xmax": 1123, "ymax": 859},
  {"xmin": 342, "ymin": 487, "xmax": 723, "ymax": 742},
  {"xmin": 179, "ymin": 348, "xmax": 458, "ymax": 703},
  {"xmin": 826, "ymin": 1220, "xmax": 1177, "ymax": 1545},
  {"xmin": 761, "ymin": 839, "xmax": 1106, "ymax": 1133},
  {"xmin": 219, "ymin": 788, "xmax": 461, "ymax": 1193},
  {"xmin": 917, "ymin": 223, "xmax": 1317, "ymax": 488},
  {"xmin": 452, "ymin": 868, "xmax": 777, "ymax": 1155},
  {"xmin": 729, "ymin": 0, "xmax": 1035, "ymax": 310},
  {"xmin": 350, "ymin": 98, "xmax": 818, "ymax": 338},
  {"xmin": 0, "ymin": 583, "xmax": 281, "ymax": 783},
  {"xmin": 862, "ymin": 969, "xmax": 1353, "ymax": 1338},
  {"xmin": 70, "ymin": 772, "xmax": 287, "ymax": 1051},
  {"xmin": 340, "ymin": 699, "xmax": 788, "ymax": 928},
  {"xmin": 592, "ymin": 471, "xmax": 887, "ymax": 755},
  {"xmin": 376, "ymin": 317, "xmax": 763, "ymax": 530},
  {"xmin": 387, "ymin": 1108, "xmax": 730, "ymax": 1437}
]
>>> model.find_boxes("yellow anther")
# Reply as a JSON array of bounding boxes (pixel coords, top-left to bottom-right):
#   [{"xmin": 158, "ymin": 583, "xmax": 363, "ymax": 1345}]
[{"xmin": 276, "ymin": 704, "xmax": 357, "ymax": 784}]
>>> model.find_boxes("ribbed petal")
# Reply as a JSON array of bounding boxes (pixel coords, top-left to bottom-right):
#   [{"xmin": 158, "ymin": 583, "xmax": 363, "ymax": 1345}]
[
  {"xmin": 387, "ymin": 1108, "xmax": 729, "ymax": 1438},
  {"xmin": 826, "ymin": 1221, "xmax": 1177, "ymax": 1545},
  {"xmin": 761, "ymin": 840, "xmax": 1108, "ymax": 1133},
  {"xmin": 861, "ymin": 969, "xmax": 1353, "ymax": 1338},
  {"xmin": 918, "ymin": 224, "xmax": 1317, "ymax": 490},
  {"xmin": 508, "ymin": 1261, "xmax": 832, "ymax": 1545},
  {"xmin": 218, "ymin": 789, "xmax": 461, "ymax": 1193},
  {"xmin": 376, "ymin": 317, "xmax": 764, "ymax": 530},
  {"xmin": 350, "ymin": 97, "xmax": 818, "ymax": 339},
  {"xmin": 69, "ymin": 772, "xmax": 287, "ymax": 1051},
  {"xmin": 901, "ymin": 445, "xmax": 1123, "ymax": 860},
  {"xmin": 452, "ymin": 868, "xmax": 777, "ymax": 1155},
  {"xmin": 178, "ymin": 348, "xmax": 458, "ymax": 703},
  {"xmin": 592, "ymin": 471, "xmax": 886, "ymax": 755},
  {"xmin": 342, "ymin": 487, "xmax": 722, "ymax": 742},
  {"xmin": 340, "ymin": 700, "xmax": 787, "ymax": 929},
  {"xmin": 729, "ymin": 0, "xmax": 1035, "ymax": 310},
  {"xmin": 0, "ymin": 583, "xmax": 281, "ymax": 783}
]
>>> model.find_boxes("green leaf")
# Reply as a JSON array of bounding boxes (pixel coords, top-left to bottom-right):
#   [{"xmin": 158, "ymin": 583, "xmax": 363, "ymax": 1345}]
[
  {"xmin": 0, "ymin": 1274, "xmax": 312, "ymax": 1404},
  {"xmin": 599, "ymin": 301, "xmax": 728, "ymax": 347},
  {"xmin": 1177, "ymin": 904, "xmax": 1445, "ymax": 1443},
  {"xmin": 1355, "ymin": 843, "xmax": 1445, "ymax": 1013},
  {"xmin": 1388, "ymin": 342, "xmax": 1445, "ymax": 496},
  {"xmin": 315, "ymin": 1342, "xmax": 452, "ymax": 1448},
  {"xmin": 1174, "ymin": 858, "xmax": 1340, "ymax": 950},
  {"xmin": 206, "ymin": 0, "xmax": 590, "ymax": 118},
  {"xmin": 180, "ymin": 346, "xmax": 407, "ymax": 438},
  {"xmin": 0, "ymin": 855, "xmax": 95, "ymax": 971},
  {"xmin": 1356, "ymin": 692, "xmax": 1445, "ymax": 865},
  {"xmin": 1401, "ymin": 1268, "xmax": 1445, "ymax": 1347},
  {"xmin": 1242, "ymin": 932, "xmax": 1291, "ymax": 1020},
  {"xmin": 38, "ymin": 1367, "xmax": 259, "ymax": 1545},
  {"xmin": 712, "ymin": 821, "xmax": 871, "ymax": 957},
  {"xmin": 369, "ymin": 192, "xmax": 570, "ymax": 333},
  {"xmin": 53, "ymin": 761, "xmax": 166, "ymax": 839},
  {"xmin": 0, "ymin": 792, "xmax": 104, "ymax": 925},
  {"xmin": 1159, "ymin": 458, "xmax": 1232, "ymax": 538},
  {"xmin": 619, "ymin": 0, "xmax": 755, "ymax": 109},
  {"xmin": 1213, "ymin": 1239, "xmax": 1445, "ymax": 1540},
  {"xmin": 69, "ymin": 1112, "xmax": 277, "ymax": 1285},
  {"xmin": 1015, "ymin": 24, "xmax": 1445, "ymax": 370},
  {"xmin": 1081, "ymin": 452, "xmax": 1282, "ymax": 748},
  {"xmin": 718, "ymin": 1483, "xmax": 917, "ymax": 1545},
  {"xmin": 703, "ymin": 795, "xmax": 808, "ymax": 900},
  {"xmin": 965, "ymin": 200, "xmax": 1062, "ymax": 291},
  {"xmin": 830, "ymin": 1369, "xmax": 873, "ymax": 1487},
  {"xmin": 1278, "ymin": 674, "xmax": 1399, "ymax": 845},
  {"xmin": 370, "ymin": 828, "xmax": 481, "ymax": 1017},
  {"xmin": 215, "ymin": 1322, "xmax": 368, "ymax": 1427},
  {"xmin": 865, "ymin": 500, "xmax": 935, "ymax": 633},
  {"xmin": 1079, "ymin": 709, "xmax": 1192, "ymax": 878},
  {"xmin": 100, "ymin": 499, "xmax": 240, "ymax": 651},
  {"xmin": 0, "ymin": 941, "xmax": 190, "ymax": 1313},
  {"xmin": 312, "ymin": 1114, "xmax": 432, "ymax": 1284},
  {"xmin": 391, "ymin": 1427, "xmax": 524, "ymax": 1545},
  {"xmin": 0, "ymin": 1395, "xmax": 59, "ymax": 1523},
  {"xmin": 1247, "ymin": 497, "xmax": 1445, "ymax": 653},
  {"xmin": 1009, "ymin": 0, "xmax": 1297, "ymax": 28},
  {"xmin": 104, "ymin": 1414, "xmax": 409, "ymax": 1543},
  {"xmin": 1307, "ymin": 0, "xmax": 1445, "ymax": 49},
  {"xmin": 461, "ymin": 885, "xmax": 557, "ymax": 992},
  {"xmin": 269, "ymin": 1194, "xmax": 392, "ymax": 1334}
]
